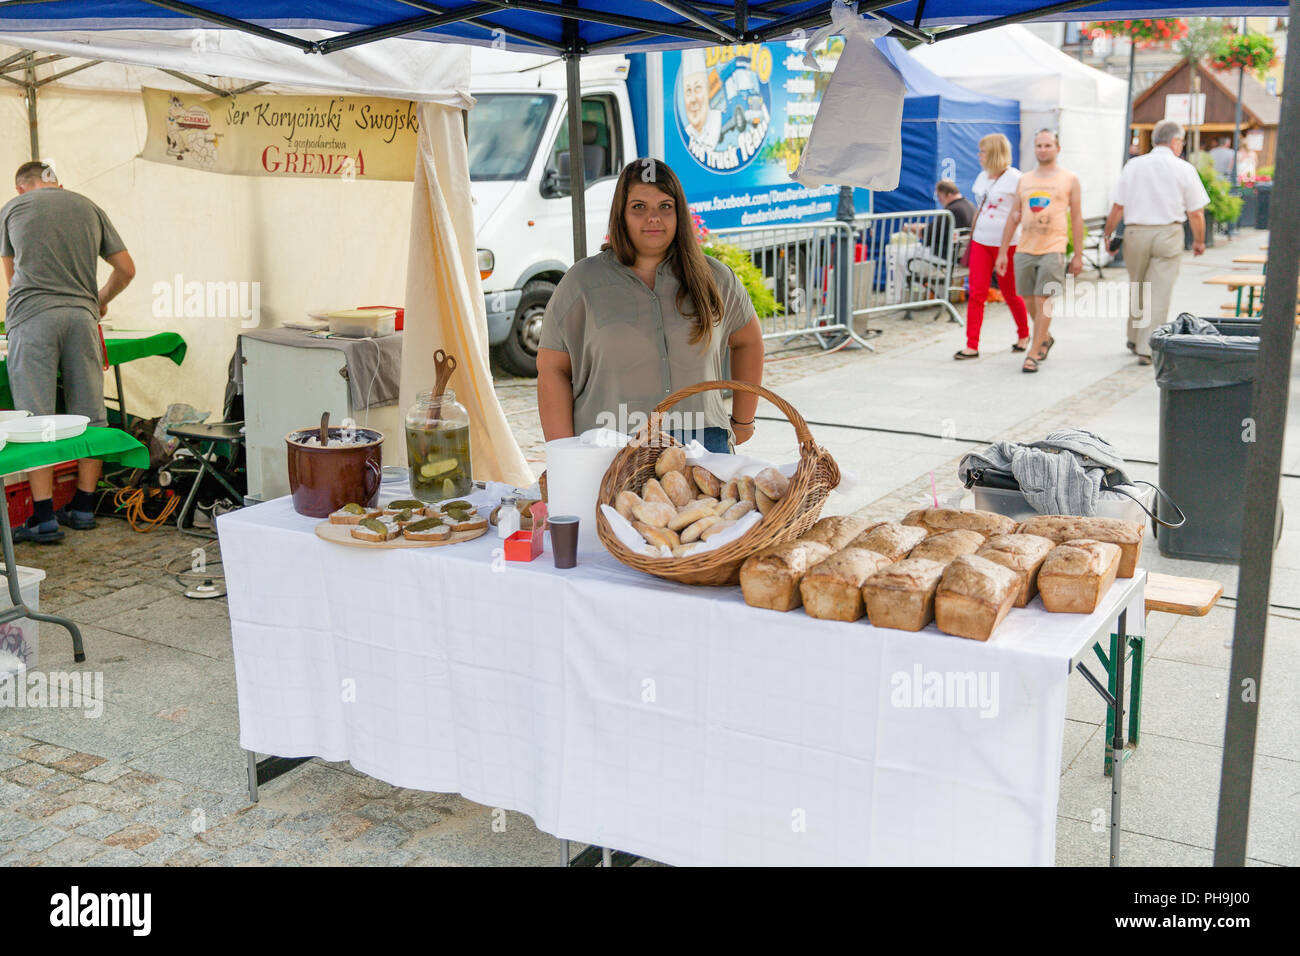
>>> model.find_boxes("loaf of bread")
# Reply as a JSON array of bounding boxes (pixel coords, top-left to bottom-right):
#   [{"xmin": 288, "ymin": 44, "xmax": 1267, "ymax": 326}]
[
  {"xmin": 975, "ymin": 533, "xmax": 1056, "ymax": 607},
  {"xmin": 800, "ymin": 515, "xmax": 877, "ymax": 552},
  {"xmin": 850, "ymin": 521, "xmax": 928, "ymax": 562},
  {"xmin": 902, "ymin": 507, "xmax": 1017, "ymax": 539},
  {"xmin": 907, "ymin": 529, "xmax": 985, "ymax": 565},
  {"xmin": 740, "ymin": 540, "xmax": 835, "ymax": 611},
  {"xmin": 861, "ymin": 558, "xmax": 946, "ymax": 631},
  {"xmin": 798, "ymin": 548, "xmax": 894, "ymax": 622},
  {"xmin": 1038, "ymin": 539, "xmax": 1122, "ymax": 613},
  {"xmin": 934, "ymin": 554, "xmax": 1020, "ymax": 641},
  {"xmin": 1015, "ymin": 516, "xmax": 1144, "ymax": 578}
]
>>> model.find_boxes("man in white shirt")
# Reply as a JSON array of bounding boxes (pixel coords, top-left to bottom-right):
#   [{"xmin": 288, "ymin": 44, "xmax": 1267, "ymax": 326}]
[{"xmin": 1103, "ymin": 120, "xmax": 1209, "ymax": 365}]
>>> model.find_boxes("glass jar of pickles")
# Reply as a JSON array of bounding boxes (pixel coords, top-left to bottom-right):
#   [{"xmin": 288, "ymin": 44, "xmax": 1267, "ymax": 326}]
[{"xmin": 405, "ymin": 389, "xmax": 473, "ymax": 503}]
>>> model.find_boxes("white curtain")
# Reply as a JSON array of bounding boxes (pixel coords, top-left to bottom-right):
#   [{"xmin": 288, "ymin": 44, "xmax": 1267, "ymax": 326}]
[{"xmin": 399, "ymin": 102, "xmax": 532, "ymax": 487}]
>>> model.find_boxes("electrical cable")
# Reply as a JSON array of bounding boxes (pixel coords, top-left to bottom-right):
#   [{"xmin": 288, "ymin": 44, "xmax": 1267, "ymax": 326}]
[{"xmin": 112, "ymin": 486, "xmax": 180, "ymax": 532}]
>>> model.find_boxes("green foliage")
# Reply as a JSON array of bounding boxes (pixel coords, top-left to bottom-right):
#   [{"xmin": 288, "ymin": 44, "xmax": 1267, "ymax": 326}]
[
  {"xmin": 703, "ymin": 241, "xmax": 781, "ymax": 318},
  {"xmin": 1211, "ymin": 32, "xmax": 1278, "ymax": 78},
  {"xmin": 1176, "ymin": 17, "xmax": 1230, "ymax": 64},
  {"xmin": 1257, "ymin": 165, "xmax": 1274, "ymax": 179},
  {"xmin": 1194, "ymin": 153, "xmax": 1244, "ymax": 222}
]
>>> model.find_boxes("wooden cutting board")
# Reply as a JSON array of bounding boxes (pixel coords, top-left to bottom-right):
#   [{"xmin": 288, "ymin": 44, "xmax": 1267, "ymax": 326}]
[
  {"xmin": 314, "ymin": 521, "xmax": 486, "ymax": 550},
  {"xmin": 1144, "ymin": 572, "xmax": 1223, "ymax": 617}
]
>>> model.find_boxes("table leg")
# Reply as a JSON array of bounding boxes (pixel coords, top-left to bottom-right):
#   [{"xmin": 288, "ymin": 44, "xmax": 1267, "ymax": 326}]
[
  {"xmin": 113, "ymin": 365, "xmax": 129, "ymax": 431},
  {"xmin": 1110, "ymin": 609, "xmax": 1127, "ymax": 867},
  {"xmin": 0, "ymin": 475, "xmax": 85, "ymax": 663},
  {"xmin": 247, "ymin": 750, "xmax": 259, "ymax": 803},
  {"xmin": 559, "ymin": 839, "xmax": 570, "ymax": 867},
  {"xmin": 1128, "ymin": 635, "xmax": 1145, "ymax": 747}
]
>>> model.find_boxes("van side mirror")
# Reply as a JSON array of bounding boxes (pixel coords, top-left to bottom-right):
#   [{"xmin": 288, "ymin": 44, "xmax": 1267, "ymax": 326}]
[{"xmin": 542, "ymin": 166, "xmax": 564, "ymax": 198}]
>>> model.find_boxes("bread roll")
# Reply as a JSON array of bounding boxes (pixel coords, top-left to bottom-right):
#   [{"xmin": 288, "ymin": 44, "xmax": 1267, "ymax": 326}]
[
  {"xmin": 902, "ymin": 508, "xmax": 1017, "ymax": 539},
  {"xmin": 754, "ymin": 467, "xmax": 790, "ymax": 500},
  {"xmin": 691, "ymin": 466, "xmax": 722, "ymax": 497},
  {"xmin": 851, "ymin": 521, "xmax": 928, "ymax": 562},
  {"xmin": 700, "ymin": 519, "xmax": 736, "ymax": 541},
  {"xmin": 739, "ymin": 540, "xmax": 835, "ymax": 611},
  {"xmin": 755, "ymin": 488, "xmax": 776, "ymax": 516},
  {"xmin": 680, "ymin": 515, "xmax": 720, "ymax": 543},
  {"xmin": 934, "ymin": 554, "xmax": 1020, "ymax": 641},
  {"xmin": 801, "ymin": 515, "xmax": 877, "ymax": 552},
  {"xmin": 799, "ymin": 548, "xmax": 893, "ymax": 622},
  {"xmin": 712, "ymin": 497, "xmax": 739, "ymax": 517},
  {"xmin": 632, "ymin": 500, "xmax": 676, "ymax": 528},
  {"xmin": 907, "ymin": 529, "xmax": 985, "ymax": 564},
  {"xmin": 614, "ymin": 490, "xmax": 643, "ymax": 521},
  {"xmin": 721, "ymin": 478, "xmax": 739, "ymax": 502},
  {"xmin": 672, "ymin": 543, "xmax": 702, "ymax": 559},
  {"xmin": 641, "ymin": 478, "xmax": 673, "ymax": 507},
  {"xmin": 861, "ymin": 558, "xmax": 946, "ymax": 631},
  {"xmin": 661, "ymin": 470, "xmax": 694, "ymax": 508},
  {"xmin": 669, "ymin": 499, "xmax": 716, "ymax": 532},
  {"xmin": 724, "ymin": 500, "xmax": 755, "ymax": 521},
  {"xmin": 635, "ymin": 522, "xmax": 680, "ymax": 551},
  {"xmin": 738, "ymin": 476, "xmax": 757, "ymax": 506},
  {"xmin": 975, "ymin": 533, "xmax": 1055, "ymax": 607},
  {"xmin": 655, "ymin": 446, "xmax": 687, "ymax": 478},
  {"xmin": 1015, "ymin": 516, "xmax": 1144, "ymax": 578},
  {"xmin": 1038, "ymin": 539, "xmax": 1122, "ymax": 613}
]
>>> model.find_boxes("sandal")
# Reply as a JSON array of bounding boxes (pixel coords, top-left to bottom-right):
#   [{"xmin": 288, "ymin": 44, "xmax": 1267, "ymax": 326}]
[
  {"xmin": 953, "ymin": 349, "xmax": 979, "ymax": 360},
  {"xmin": 1038, "ymin": 335, "xmax": 1056, "ymax": 361},
  {"xmin": 1011, "ymin": 340, "xmax": 1030, "ymax": 352},
  {"xmin": 1022, "ymin": 357, "xmax": 1039, "ymax": 373}
]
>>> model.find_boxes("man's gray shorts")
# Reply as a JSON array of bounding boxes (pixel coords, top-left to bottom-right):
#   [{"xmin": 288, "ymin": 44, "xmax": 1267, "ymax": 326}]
[
  {"xmin": 1013, "ymin": 251, "xmax": 1067, "ymax": 298},
  {"xmin": 7, "ymin": 307, "xmax": 107, "ymax": 427}
]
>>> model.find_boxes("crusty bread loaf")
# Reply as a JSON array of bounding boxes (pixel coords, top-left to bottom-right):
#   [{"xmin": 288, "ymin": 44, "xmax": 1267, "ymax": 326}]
[
  {"xmin": 1015, "ymin": 515, "xmax": 1144, "ymax": 578},
  {"xmin": 975, "ymin": 533, "xmax": 1056, "ymax": 607},
  {"xmin": 800, "ymin": 515, "xmax": 877, "ymax": 552},
  {"xmin": 902, "ymin": 507, "xmax": 1017, "ymax": 539},
  {"xmin": 740, "ymin": 540, "xmax": 835, "ymax": 611},
  {"xmin": 1038, "ymin": 539, "xmax": 1122, "ymax": 613},
  {"xmin": 907, "ymin": 529, "xmax": 985, "ymax": 565},
  {"xmin": 850, "ymin": 521, "xmax": 928, "ymax": 562},
  {"xmin": 654, "ymin": 446, "xmax": 687, "ymax": 478},
  {"xmin": 798, "ymin": 548, "xmax": 894, "ymax": 622},
  {"xmin": 661, "ymin": 470, "xmax": 694, "ymax": 508},
  {"xmin": 934, "ymin": 554, "xmax": 1020, "ymax": 641},
  {"xmin": 861, "ymin": 558, "xmax": 946, "ymax": 631}
]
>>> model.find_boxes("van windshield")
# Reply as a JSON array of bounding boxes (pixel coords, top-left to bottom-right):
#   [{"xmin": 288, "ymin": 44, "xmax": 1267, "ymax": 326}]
[{"xmin": 469, "ymin": 93, "xmax": 555, "ymax": 181}]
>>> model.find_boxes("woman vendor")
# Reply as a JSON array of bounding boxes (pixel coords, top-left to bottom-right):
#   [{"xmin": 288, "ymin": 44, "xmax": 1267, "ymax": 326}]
[{"xmin": 537, "ymin": 159, "xmax": 764, "ymax": 453}]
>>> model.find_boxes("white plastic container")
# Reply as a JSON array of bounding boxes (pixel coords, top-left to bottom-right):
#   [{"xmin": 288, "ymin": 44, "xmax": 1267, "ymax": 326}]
[
  {"xmin": 972, "ymin": 484, "xmax": 1155, "ymax": 525},
  {"xmin": 326, "ymin": 308, "xmax": 396, "ymax": 338},
  {"xmin": 0, "ymin": 563, "xmax": 46, "ymax": 670}
]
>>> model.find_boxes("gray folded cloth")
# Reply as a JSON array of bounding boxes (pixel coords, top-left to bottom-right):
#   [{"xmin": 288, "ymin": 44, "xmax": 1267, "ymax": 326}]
[{"xmin": 958, "ymin": 428, "xmax": 1137, "ymax": 516}]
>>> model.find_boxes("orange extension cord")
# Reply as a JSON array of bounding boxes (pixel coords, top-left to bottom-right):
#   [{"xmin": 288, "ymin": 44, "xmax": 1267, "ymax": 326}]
[{"xmin": 113, "ymin": 486, "xmax": 180, "ymax": 532}]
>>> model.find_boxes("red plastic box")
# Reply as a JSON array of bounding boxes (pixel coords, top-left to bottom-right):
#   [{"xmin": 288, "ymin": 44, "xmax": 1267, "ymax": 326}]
[{"xmin": 5, "ymin": 462, "xmax": 78, "ymax": 527}]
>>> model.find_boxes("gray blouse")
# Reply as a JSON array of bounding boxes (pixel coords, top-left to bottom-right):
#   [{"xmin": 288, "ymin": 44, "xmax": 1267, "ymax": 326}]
[{"xmin": 539, "ymin": 249, "xmax": 757, "ymax": 438}]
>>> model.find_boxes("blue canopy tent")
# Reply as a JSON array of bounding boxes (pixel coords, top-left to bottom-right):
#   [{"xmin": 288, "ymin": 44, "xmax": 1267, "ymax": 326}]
[
  {"xmin": 0, "ymin": 0, "xmax": 1294, "ymax": 870},
  {"xmin": 870, "ymin": 36, "xmax": 1020, "ymax": 215}
]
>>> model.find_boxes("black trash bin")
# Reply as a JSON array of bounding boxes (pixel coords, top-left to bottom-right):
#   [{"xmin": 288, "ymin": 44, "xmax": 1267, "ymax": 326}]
[
  {"xmin": 1150, "ymin": 314, "xmax": 1282, "ymax": 561},
  {"xmin": 1255, "ymin": 182, "xmax": 1272, "ymax": 230}
]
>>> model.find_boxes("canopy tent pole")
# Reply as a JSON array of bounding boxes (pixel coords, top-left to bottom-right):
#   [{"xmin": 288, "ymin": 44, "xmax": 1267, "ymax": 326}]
[
  {"xmin": 1215, "ymin": 0, "xmax": 1300, "ymax": 867},
  {"xmin": 24, "ymin": 52, "xmax": 37, "ymax": 160},
  {"xmin": 1122, "ymin": 37, "xmax": 1136, "ymax": 165},
  {"xmin": 564, "ymin": 0, "xmax": 587, "ymax": 262},
  {"xmin": 1231, "ymin": 67, "xmax": 1244, "ymax": 187}
]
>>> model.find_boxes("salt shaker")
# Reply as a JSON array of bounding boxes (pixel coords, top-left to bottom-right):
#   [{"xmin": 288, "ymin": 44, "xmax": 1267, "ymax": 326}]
[{"xmin": 498, "ymin": 496, "xmax": 521, "ymax": 538}]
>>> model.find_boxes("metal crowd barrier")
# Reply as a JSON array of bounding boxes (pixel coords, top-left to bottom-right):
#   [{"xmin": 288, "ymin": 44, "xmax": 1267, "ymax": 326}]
[{"xmin": 710, "ymin": 208, "xmax": 965, "ymax": 353}]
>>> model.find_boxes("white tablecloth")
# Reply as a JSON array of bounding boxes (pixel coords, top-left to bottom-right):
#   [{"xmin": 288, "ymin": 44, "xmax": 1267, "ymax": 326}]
[{"xmin": 219, "ymin": 493, "xmax": 1145, "ymax": 866}]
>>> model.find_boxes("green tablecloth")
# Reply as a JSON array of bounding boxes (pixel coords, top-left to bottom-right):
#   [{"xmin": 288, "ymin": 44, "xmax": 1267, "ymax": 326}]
[
  {"xmin": 0, "ymin": 330, "xmax": 187, "ymax": 410},
  {"xmin": 0, "ymin": 426, "xmax": 149, "ymax": 478}
]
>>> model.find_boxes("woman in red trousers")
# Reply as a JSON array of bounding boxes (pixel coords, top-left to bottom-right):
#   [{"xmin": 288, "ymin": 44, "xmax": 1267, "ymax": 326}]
[{"xmin": 955, "ymin": 133, "xmax": 1031, "ymax": 359}]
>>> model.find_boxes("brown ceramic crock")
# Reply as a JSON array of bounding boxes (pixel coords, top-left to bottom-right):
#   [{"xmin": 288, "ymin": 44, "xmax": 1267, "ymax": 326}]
[{"xmin": 286, "ymin": 427, "xmax": 383, "ymax": 518}]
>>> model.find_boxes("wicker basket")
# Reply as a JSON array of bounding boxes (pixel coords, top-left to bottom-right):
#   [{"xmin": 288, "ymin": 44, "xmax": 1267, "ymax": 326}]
[{"xmin": 596, "ymin": 380, "xmax": 840, "ymax": 586}]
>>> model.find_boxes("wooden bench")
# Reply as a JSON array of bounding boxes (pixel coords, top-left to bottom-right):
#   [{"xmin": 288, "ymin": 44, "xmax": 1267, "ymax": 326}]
[{"xmin": 1096, "ymin": 572, "xmax": 1223, "ymax": 776}]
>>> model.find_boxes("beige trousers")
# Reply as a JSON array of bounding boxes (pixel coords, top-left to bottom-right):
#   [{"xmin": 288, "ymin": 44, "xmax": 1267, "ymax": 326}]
[{"xmin": 1123, "ymin": 223, "xmax": 1185, "ymax": 357}]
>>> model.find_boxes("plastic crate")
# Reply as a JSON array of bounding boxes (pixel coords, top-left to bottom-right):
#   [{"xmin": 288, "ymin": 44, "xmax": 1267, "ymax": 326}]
[{"xmin": 4, "ymin": 462, "xmax": 78, "ymax": 527}]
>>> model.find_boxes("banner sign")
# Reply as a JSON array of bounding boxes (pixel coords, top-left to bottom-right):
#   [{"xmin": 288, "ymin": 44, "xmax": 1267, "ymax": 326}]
[
  {"xmin": 140, "ymin": 87, "xmax": 418, "ymax": 181},
  {"xmin": 661, "ymin": 39, "xmax": 869, "ymax": 229}
]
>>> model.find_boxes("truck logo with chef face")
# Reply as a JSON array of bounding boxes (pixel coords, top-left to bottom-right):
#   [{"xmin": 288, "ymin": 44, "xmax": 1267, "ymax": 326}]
[{"xmin": 675, "ymin": 45, "xmax": 772, "ymax": 173}]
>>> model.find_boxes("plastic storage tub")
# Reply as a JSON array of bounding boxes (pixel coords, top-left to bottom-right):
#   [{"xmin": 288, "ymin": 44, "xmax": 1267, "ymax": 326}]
[
  {"xmin": 972, "ymin": 483, "xmax": 1155, "ymax": 525},
  {"xmin": 0, "ymin": 563, "xmax": 46, "ymax": 671}
]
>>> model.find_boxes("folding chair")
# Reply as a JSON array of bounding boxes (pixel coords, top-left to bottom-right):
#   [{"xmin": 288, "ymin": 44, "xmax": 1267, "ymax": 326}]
[{"xmin": 164, "ymin": 421, "xmax": 246, "ymax": 537}]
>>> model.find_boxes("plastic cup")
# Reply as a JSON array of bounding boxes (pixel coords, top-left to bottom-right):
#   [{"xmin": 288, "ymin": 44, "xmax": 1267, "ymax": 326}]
[{"xmin": 549, "ymin": 515, "xmax": 579, "ymax": 569}]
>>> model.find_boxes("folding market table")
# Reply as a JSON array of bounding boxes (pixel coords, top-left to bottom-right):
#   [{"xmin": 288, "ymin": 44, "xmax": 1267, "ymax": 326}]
[
  {"xmin": 0, "ymin": 329, "xmax": 188, "ymax": 429},
  {"xmin": 220, "ymin": 490, "xmax": 1147, "ymax": 867},
  {"xmin": 0, "ymin": 428, "xmax": 149, "ymax": 661}
]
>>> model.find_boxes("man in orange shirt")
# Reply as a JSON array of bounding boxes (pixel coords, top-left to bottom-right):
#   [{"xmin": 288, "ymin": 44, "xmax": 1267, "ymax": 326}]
[{"xmin": 995, "ymin": 129, "xmax": 1083, "ymax": 373}]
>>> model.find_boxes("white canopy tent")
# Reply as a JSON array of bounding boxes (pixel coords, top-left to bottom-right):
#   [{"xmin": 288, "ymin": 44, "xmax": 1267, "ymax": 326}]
[
  {"xmin": 0, "ymin": 31, "xmax": 533, "ymax": 484},
  {"xmin": 912, "ymin": 24, "xmax": 1128, "ymax": 220}
]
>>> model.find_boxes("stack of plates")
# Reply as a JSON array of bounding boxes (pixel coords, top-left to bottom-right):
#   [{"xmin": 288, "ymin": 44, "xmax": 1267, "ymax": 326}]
[{"xmin": 0, "ymin": 413, "xmax": 88, "ymax": 443}]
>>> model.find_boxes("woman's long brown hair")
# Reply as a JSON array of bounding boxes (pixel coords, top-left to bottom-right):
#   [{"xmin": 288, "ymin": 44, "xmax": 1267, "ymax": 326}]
[{"xmin": 603, "ymin": 158, "xmax": 724, "ymax": 346}]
